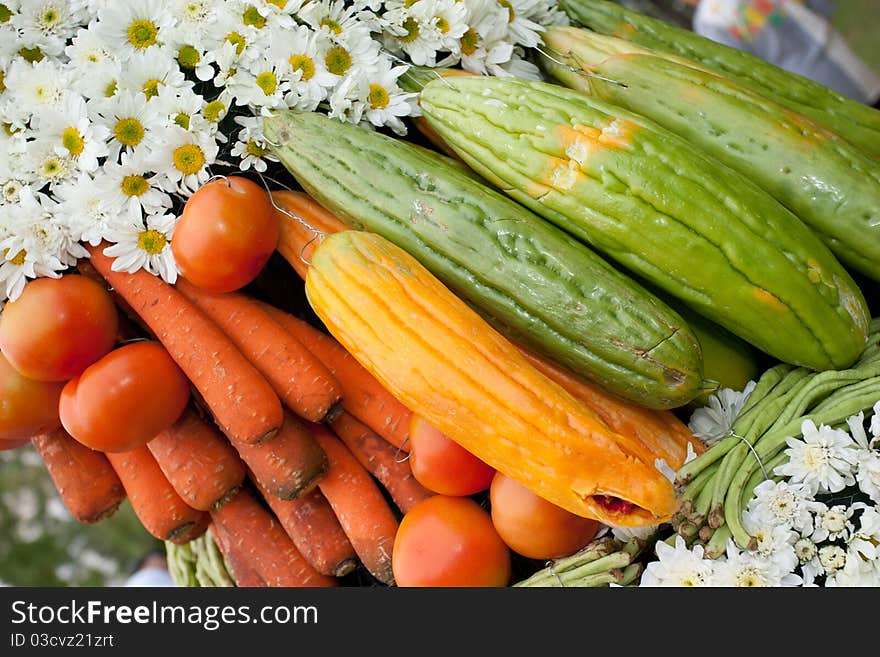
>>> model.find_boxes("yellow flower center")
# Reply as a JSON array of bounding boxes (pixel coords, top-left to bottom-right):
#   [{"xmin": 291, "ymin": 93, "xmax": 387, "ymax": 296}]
[
  {"xmin": 113, "ymin": 117, "xmax": 145, "ymax": 147},
  {"xmin": 203, "ymin": 100, "xmax": 226, "ymax": 122},
  {"xmin": 173, "ymin": 143, "xmax": 205, "ymax": 175},
  {"xmin": 498, "ymin": 0, "xmax": 515, "ymax": 23},
  {"xmin": 174, "ymin": 113, "xmax": 190, "ymax": 129},
  {"xmin": 404, "ymin": 0, "xmax": 418, "ymax": 6},
  {"xmin": 177, "ymin": 45, "xmax": 200, "ymax": 69},
  {"xmin": 142, "ymin": 78, "xmax": 162, "ymax": 99},
  {"xmin": 61, "ymin": 127, "xmax": 85, "ymax": 156},
  {"xmin": 104, "ymin": 80, "xmax": 118, "ymax": 97},
  {"xmin": 41, "ymin": 155, "xmax": 67, "ymax": 178},
  {"xmin": 436, "ymin": 17, "xmax": 450, "ymax": 34},
  {"xmin": 127, "ymin": 19, "xmax": 159, "ymax": 49},
  {"xmin": 19, "ymin": 47, "xmax": 44, "ymax": 62},
  {"xmin": 0, "ymin": 70, "xmax": 5, "ymax": 93},
  {"xmin": 245, "ymin": 140, "xmax": 269, "ymax": 157},
  {"xmin": 121, "ymin": 174, "xmax": 149, "ymax": 197},
  {"xmin": 225, "ymin": 31, "xmax": 247, "ymax": 55},
  {"xmin": 325, "ymin": 46, "xmax": 351, "ymax": 76},
  {"xmin": 267, "ymin": 0, "xmax": 287, "ymax": 8},
  {"xmin": 0, "ymin": 4, "xmax": 12, "ymax": 23},
  {"xmin": 399, "ymin": 17, "xmax": 420, "ymax": 43},
  {"xmin": 86, "ymin": 52, "xmax": 100, "ymax": 63},
  {"xmin": 320, "ymin": 18, "xmax": 342, "ymax": 34},
  {"xmin": 242, "ymin": 5, "xmax": 266, "ymax": 28},
  {"xmin": 6, "ymin": 249, "xmax": 27, "ymax": 266},
  {"xmin": 460, "ymin": 28, "xmax": 478, "ymax": 56},
  {"xmin": 2, "ymin": 123, "xmax": 15, "ymax": 136},
  {"xmin": 255, "ymin": 71, "xmax": 277, "ymax": 96},
  {"xmin": 39, "ymin": 6, "xmax": 60, "ymax": 28},
  {"xmin": 289, "ymin": 54, "xmax": 315, "ymax": 81},
  {"xmin": 368, "ymin": 84, "xmax": 390, "ymax": 110},
  {"xmin": 137, "ymin": 229, "xmax": 167, "ymax": 255}
]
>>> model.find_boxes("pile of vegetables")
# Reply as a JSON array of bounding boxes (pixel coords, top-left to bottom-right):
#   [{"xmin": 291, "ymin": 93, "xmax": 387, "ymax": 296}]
[{"xmin": 2, "ymin": 0, "xmax": 880, "ymax": 587}]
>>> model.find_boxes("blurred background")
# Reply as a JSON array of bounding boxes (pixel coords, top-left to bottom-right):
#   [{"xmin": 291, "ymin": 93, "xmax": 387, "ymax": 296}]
[{"xmin": 0, "ymin": 0, "xmax": 877, "ymax": 588}]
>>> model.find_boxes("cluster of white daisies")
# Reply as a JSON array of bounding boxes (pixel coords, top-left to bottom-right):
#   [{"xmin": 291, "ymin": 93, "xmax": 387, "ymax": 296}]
[
  {"xmin": 0, "ymin": 0, "xmax": 566, "ymax": 303},
  {"xmin": 626, "ymin": 391, "xmax": 880, "ymax": 587}
]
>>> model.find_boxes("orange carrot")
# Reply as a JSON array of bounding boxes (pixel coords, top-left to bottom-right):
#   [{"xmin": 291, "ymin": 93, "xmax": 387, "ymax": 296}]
[
  {"xmin": 309, "ymin": 424, "xmax": 400, "ymax": 585},
  {"xmin": 273, "ymin": 190, "xmax": 349, "ymax": 279},
  {"xmin": 259, "ymin": 302, "xmax": 413, "ymax": 453},
  {"xmin": 208, "ymin": 521, "xmax": 266, "ymax": 587},
  {"xmin": 329, "ymin": 411, "xmax": 433, "ymax": 514},
  {"xmin": 230, "ymin": 412, "xmax": 327, "ymax": 500},
  {"xmin": 174, "ymin": 278, "xmax": 343, "ymax": 424},
  {"xmin": 518, "ymin": 345, "xmax": 702, "ymax": 470},
  {"xmin": 209, "ymin": 488, "xmax": 338, "ymax": 587},
  {"xmin": 147, "ymin": 408, "xmax": 247, "ymax": 511},
  {"xmin": 31, "ymin": 428, "xmax": 126, "ymax": 523},
  {"xmin": 105, "ymin": 446, "xmax": 209, "ymax": 544},
  {"xmin": 85, "ymin": 243, "xmax": 283, "ymax": 445},
  {"xmin": 252, "ymin": 479, "xmax": 358, "ymax": 578}
]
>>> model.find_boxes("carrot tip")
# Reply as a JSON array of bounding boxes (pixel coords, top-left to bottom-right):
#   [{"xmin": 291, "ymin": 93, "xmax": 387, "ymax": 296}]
[
  {"xmin": 322, "ymin": 399, "xmax": 345, "ymax": 425},
  {"xmin": 167, "ymin": 521, "xmax": 200, "ymax": 544},
  {"xmin": 333, "ymin": 558, "xmax": 360, "ymax": 578}
]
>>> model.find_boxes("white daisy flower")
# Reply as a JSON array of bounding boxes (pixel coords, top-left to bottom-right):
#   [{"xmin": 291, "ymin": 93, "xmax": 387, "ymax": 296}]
[
  {"xmin": 148, "ymin": 124, "xmax": 218, "ymax": 194},
  {"xmin": 688, "ymin": 381, "xmax": 757, "ymax": 446},
  {"xmin": 23, "ymin": 138, "xmax": 78, "ymax": 188},
  {"xmin": 741, "ymin": 510, "xmax": 799, "ymax": 574},
  {"xmin": 489, "ymin": 47, "xmax": 543, "ymax": 79},
  {"xmin": 847, "ymin": 503, "xmax": 880, "ymax": 563},
  {"xmin": 0, "ymin": 22, "xmax": 19, "ymax": 67},
  {"xmin": 299, "ymin": 0, "xmax": 373, "ymax": 44},
  {"xmin": 0, "ymin": 187, "xmax": 86, "ymax": 300},
  {"xmin": 77, "ymin": 58, "xmax": 122, "ymax": 102},
  {"xmin": 639, "ymin": 535, "xmax": 715, "ymax": 587},
  {"xmin": 326, "ymin": 69, "xmax": 363, "ymax": 123},
  {"xmin": 155, "ymin": 84, "xmax": 205, "ymax": 131},
  {"xmin": 855, "ymin": 450, "xmax": 880, "ymax": 505},
  {"xmin": 91, "ymin": 151, "xmax": 171, "ymax": 217},
  {"xmin": 526, "ymin": 0, "xmax": 569, "ymax": 28},
  {"xmin": 101, "ymin": 211, "xmax": 178, "ymax": 284},
  {"xmin": 64, "ymin": 23, "xmax": 116, "ymax": 72},
  {"xmin": 53, "ymin": 172, "xmax": 124, "ymax": 246},
  {"xmin": 817, "ymin": 544, "xmax": 847, "ymax": 572},
  {"xmin": 93, "ymin": 0, "xmax": 175, "ymax": 61},
  {"xmin": 13, "ymin": 0, "xmax": 84, "ymax": 57},
  {"xmin": 713, "ymin": 539, "xmax": 802, "ymax": 587},
  {"xmin": 357, "ymin": 61, "xmax": 418, "ymax": 135},
  {"xmin": 498, "ymin": 0, "xmax": 546, "ymax": 49},
  {"xmin": 226, "ymin": 53, "xmax": 292, "ymax": 112},
  {"xmin": 229, "ymin": 114, "xmax": 276, "ymax": 173},
  {"xmin": 268, "ymin": 23, "xmax": 335, "ymax": 111},
  {"xmin": 384, "ymin": 1, "xmax": 445, "ymax": 67},
  {"xmin": 318, "ymin": 22, "xmax": 381, "ymax": 81},
  {"xmin": 412, "ymin": 0, "xmax": 468, "ymax": 53},
  {"xmin": 3, "ymin": 57, "xmax": 68, "ymax": 121},
  {"xmin": 166, "ymin": 0, "xmax": 219, "ymax": 37},
  {"xmin": 745, "ymin": 479, "xmax": 817, "ymax": 536},
  {"xmin": 774, "ymin": 419, "xmax": 860, "ymax": 495},
  {"xmin": 93, "ymin": 90, "xmax": 164, "ymax": 162},
  {"xmin": 32, "ymin": 92, "xmax": 110, "ymax": 172},
  {"xmin": 810, "ymin": 504, "xmax": 854, "ymax": 544},
  {"xmin": 458, "ymin": 0, "xmax": 516, "ymax": 74},
  {"xmin": 116, "ymin": 45, "xmax": 191, "ymax": 103},
  {"xmin": 825, "ymin": 552, "xmax": 880, "ymax": 587},
  {"xmin": 202, "ymin": 6, "xmax": 261, "ymax": 68},
  {"xmin": 793, "ymin": 537, "xmax": 822, "ymax": 586}
]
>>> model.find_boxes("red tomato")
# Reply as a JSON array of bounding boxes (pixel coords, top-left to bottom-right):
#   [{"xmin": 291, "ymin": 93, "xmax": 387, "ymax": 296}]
[
  {"xmin": 0, "ymin": 351, "xmax": 64, "ymax": 441},
  {"xmin": 408, "ymin": 415, "xmax": 495, "ymax": 496},
  {"xmin": 489, "ymin": 471, "xmax": 600, "ymax": 560},
  {"xmin": 0, "ymin": 275, "xmax": 118, "ymax": 381},
  {"xmin": 172, "ymin": 176, "xmax": 279, "ymax": 292},
  {"xmin": 392, "ymin": 495, "xmax": 511, "ymax": 587},
  {"xmin": 59, "ymin": 341, "xmax": 191, "ymax": 452}
]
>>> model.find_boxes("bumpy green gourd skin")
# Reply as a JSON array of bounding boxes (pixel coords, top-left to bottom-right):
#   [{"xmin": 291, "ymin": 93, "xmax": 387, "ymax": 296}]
[
  {"xmin": 263, "ymin": 110, "xmax": 705, "ymax": 409},
  {"xmin": 559, "ymin": 0, "xmax": 880, "ymax": 160},
  {"xmin": 539, "ymin": 39, "xmax": 880, "ymax": 282},
  {"xmin": 419, "ymin": 76, "xmax": 870, "ymax": 372}
]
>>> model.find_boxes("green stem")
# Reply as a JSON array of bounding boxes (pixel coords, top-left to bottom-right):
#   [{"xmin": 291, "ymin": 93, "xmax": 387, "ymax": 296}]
[
  {"xmin": 704, "ymin": 525, "xmax": 732, "ymax": 559},
  {"xmin": 514, "ymin": 550, "xmax": 632, "ymax": 587}
]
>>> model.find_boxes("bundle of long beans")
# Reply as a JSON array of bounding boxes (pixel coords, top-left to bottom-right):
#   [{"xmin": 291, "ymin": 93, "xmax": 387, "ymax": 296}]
[{"xmin": 673, "ymin": 318, "xmax": 880, "ymax": 554}]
